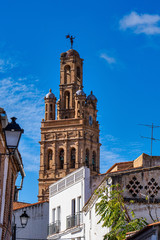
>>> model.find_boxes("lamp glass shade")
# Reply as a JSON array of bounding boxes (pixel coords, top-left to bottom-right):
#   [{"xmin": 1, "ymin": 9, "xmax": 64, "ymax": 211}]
[
  {"xmin": 4, "ymin": 130, "xmax": 21, "ymax": 149},
  {"xmin": 3, "ymin": 117, "xmax": 24, "ymax": 150},
  {"xmin": 20, "ymin": 211, "xmax": 29, "ymax": 228}
]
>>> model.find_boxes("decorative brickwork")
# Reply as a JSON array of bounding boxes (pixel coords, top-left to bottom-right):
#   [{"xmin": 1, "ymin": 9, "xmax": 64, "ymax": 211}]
[{"xmin": 38, "ymin": 49, "xmax": 100, "ymax": 201}]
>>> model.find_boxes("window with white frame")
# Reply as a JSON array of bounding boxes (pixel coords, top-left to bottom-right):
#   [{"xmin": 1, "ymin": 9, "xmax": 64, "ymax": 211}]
[
  {"xmin": 71, "ymin": 199, "xmax": 75, "ymax": 215},
  {"xmin": 57, "ymin": 206, "xmax": 61, "ymax": 221},
  {"xmin": 52, "ymin": 208, "xmax": 56, "ymax": 223},
  {"xmin": 77, "ymin": 196, "xmax": 81, "ymax": 213}
]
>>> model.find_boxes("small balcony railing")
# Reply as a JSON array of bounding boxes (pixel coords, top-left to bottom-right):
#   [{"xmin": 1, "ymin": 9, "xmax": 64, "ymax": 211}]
[
  {"xmin": 66, "ymin": 212, "xmax": 82, "ymax": 229},
  {"xmin": 48, "ymin": 220, "xmax": 61, "ymax": 235}
]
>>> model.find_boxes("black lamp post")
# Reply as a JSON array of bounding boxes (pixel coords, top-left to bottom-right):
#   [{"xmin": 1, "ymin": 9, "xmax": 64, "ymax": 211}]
[
  {"xmin": 2, "ymin": 117, "xmax": 24, "ymax": 155},
  {"xmin": 12, "ymin": 210, "xmax": 30, "ymax": 240}
]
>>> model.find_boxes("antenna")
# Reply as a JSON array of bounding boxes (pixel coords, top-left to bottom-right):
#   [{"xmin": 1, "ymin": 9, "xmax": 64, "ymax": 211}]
[{"xmin": 139, "ymin": 123, "xmax": 160, "ymax": 157}]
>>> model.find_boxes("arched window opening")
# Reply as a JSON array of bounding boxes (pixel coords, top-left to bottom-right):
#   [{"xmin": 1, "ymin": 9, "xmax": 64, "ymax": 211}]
[
  {"xmin": 50, "ymin": 113, "xmax": 53, "ymax": 119},
  {"xmin": 59, "ymin": 149, "xmax": 64, "ymax": 169},
  {"xmin": 64, "ymin": 91, "xmax": 70, "ymax": 109},
  {"xmin": 78, "ymin": 101, "xmax": 80, "ymax": 109},
  {"xmin": 92, "ymin": 151, "xmax": 96, "ymax": 171},
  {"xmin": 64, "ymin": 65, "xmax": 71, "ymax": 84},
  {"xmin": 77, "ymin": 67, "xmax": 80, "ymax": 79},
  {"xmin": 47, "ymin": 150, "xmax": 52, "ymax": 170},
  {"xmin": 85, "ymin": 149, "xmax": 89, "ymax": 168},
  {"xmin": 71, "ymin": 148, "xmax": 76, "ymax": 168},
  {"xmin": 50, "ymin": 104, "xmax": 52, "ymax": 111},
  {"xmin": 45, "ymin": 104, "xmax": 48, "ymax": 111}
]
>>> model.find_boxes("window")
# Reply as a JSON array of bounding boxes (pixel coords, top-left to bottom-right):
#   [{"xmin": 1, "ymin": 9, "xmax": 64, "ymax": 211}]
[
  {"xmin": 77, "ymin": 67, "xmax": 80, "ymax": 79},
  {"xmin": 77, "ymin": 196, "xmax": 81, "ymax": 212},
  {"xmin": 85, "ymin": 149, "xmax": 89, "ymax": 168},
  {"xmin": 92, "ymin": 151, "xmax": 96, "ymax": 171},
  {"xmin": 71, "ymin": 199, "xmax": 75, "ymax": 216},
  {"xmin": 64, "ymin": 91, "xmax": 70, "ymax": 109},
  {"xmin": 64, "ymin": 65, "xmax": 71, "ymax": 84},
  {"xmin": 71, "ymin": 148, "xmax": 76, "ymax": 168},
  {"xmin": 57, "ymin": 206, "xmax": 61, "ymax": 221},
  {"xmin": 59, "ymin": 149, "xmax": 64, "ymax": 169},
  {"xmin": 50, "ymin": 112, "xmax": 53, "ymax": 119},
  {"xmin": 47, "ymin": 150, "xmax": 52, "ymax": 170},
  {"xmin": 52, "ymin": 208, "xmax": 56, "ymax": 223},
  {"xmin": 77, "ymin": 101, "xmax": 80, "ymax": 109},
  {"xmin": 50, "ymin": 104, "xmax": 52, "ymax": 111},
  {"xmin": 45, "ymin": 104, "xmax": 48, "ymax": 111}
]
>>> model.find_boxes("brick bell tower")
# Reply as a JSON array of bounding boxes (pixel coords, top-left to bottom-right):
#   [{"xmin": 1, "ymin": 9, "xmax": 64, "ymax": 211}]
[{"xmin": 38, "ymin": 48, "xmax": 100, "ymax": 201}]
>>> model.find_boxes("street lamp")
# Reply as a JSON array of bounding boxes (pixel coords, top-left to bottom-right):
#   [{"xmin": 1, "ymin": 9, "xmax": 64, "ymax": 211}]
[
  {"xmin": 20, "ymin": 211, "xmax": 29, "ymax": 228},
  {"xmin": 3, "ymin": 117, "xmax": 24, "ymax": 154},
  {"xmin": 12, "ymin": 210, "xmax": 30, "ymax": 240}
]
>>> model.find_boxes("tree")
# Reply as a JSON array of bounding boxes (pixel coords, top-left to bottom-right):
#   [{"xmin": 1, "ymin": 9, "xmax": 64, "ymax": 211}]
[{"xmin": 95, "ymin": 184, "xmax": 148, "ymax": 240}]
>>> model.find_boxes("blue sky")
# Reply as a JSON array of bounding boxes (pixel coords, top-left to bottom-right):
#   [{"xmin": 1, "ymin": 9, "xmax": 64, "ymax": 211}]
[{"xmin": 1, "ymin": 0, "xmax": 160, "ymax": 203}]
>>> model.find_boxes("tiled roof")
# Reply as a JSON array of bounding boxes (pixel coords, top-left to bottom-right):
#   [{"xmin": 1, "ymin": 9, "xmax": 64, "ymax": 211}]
[{"xmin": 13, "ymin": 200, "xmax": 48, "ymax": 210}]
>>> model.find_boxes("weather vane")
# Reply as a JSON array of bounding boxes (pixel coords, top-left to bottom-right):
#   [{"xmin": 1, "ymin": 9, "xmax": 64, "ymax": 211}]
[{"xmin": 66, "ymin": 34, "xmax": 75, "ymax": 49}]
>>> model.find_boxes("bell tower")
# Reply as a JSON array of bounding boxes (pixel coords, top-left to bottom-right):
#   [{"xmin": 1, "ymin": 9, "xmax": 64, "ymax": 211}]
[
  {"xmin": 38, "ymin": 48, "xmax": 100, "ymax": 201},
  {"xmin": 57, "ymin": 49, "xmax": 83, "ymax": 119}
]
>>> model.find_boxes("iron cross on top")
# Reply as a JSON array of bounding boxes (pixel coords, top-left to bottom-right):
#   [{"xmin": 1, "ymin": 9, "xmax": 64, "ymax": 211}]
[{"xmin": 66, "ymin": 34, "xmax": 75, "ymax": 49}]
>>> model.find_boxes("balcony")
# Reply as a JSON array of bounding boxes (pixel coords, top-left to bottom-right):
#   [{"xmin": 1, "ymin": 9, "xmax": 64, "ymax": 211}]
[
  {"xmin": 48, "ymin": 220, "xmax": 61, "ymax": 235},
  {"xmin": 66, "ymin": 212, "xmax": 82, "ymax": 229}
]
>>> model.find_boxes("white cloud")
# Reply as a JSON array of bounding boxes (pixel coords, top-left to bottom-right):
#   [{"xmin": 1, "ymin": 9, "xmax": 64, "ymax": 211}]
[
  {"xmin": 0, "ymin": 77, "xmax": 44, "ymax": 140},
  {"xmin": 104, "ymin": 134, "xmax": 118, "ymax": 143},
  {"xmin": 0, "ymin": 76, "xmax": 45, "ymax": 172},
  {"xmin": 120, "ymin": 12, "xmax": 160, "ymax": 35},
  {"xmin": 0, "ymin": 58, "xmax": 17, "ymax": 72},
  {"xmin": 100, "ymin": 146, "xmax": 127, "ymax": 173},
  {"xmin": 100, "ymin": 53, "xmax": 116, "ymax": 64}
]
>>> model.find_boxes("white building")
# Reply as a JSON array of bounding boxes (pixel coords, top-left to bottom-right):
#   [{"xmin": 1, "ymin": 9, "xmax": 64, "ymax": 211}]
[
  {"xmin": 83, "ymin": 179, "xmax": 109, "ymax": 240},
  {"xmin": 83, "ymin": 154, "xmax": 160, "ymax": 240},
  {"xmin": 13, "ymin": 201, "xmax": 49, "ymax": 240},
  {"xmin": 48, "ymin": 167, "xmax": 103, "ymax": 240}
]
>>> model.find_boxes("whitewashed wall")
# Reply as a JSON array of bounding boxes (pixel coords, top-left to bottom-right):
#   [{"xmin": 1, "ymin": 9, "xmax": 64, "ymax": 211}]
[
  {"xmin": 83, "ymin": 191, "xmax": 109, "ymax": 240},
  {"xmin": 48, "ymin": 167, "xmax": 91, "ymax": 240},
  {"xmin": 13, "ymin": 201, "xmax": 49, "ymax": 240}
]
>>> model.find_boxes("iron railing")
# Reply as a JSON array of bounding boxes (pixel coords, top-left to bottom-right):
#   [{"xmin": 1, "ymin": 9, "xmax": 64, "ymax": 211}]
[
  {"xmin": 66, "ymin": 212, "xmax": 82, "ymax": 229},
  {"xmin": 48, "ymin": 220, "xmax": 61, "ymax": 235}
]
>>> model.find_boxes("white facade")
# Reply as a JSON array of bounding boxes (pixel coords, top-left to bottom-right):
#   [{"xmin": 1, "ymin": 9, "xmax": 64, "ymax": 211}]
[
  {"xmin": 13, "ymin": 201, "xmax": 49, "ymax": 240},
  {"xmin": 83, "ymin": 180, "xmax": 109, "ymax": 240},
  {"xmin": 48, "ymin": 167, "xmax": 91, "ymax": 240}
]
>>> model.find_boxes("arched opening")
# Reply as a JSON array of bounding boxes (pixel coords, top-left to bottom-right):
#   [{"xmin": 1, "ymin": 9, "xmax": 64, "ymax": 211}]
[
  {"xmin": 59, "ymin": 149, "xmax": 64, "ymax": 169},
  {"xmin": 78, "ymin": 101, "xmax": 80, "ymax": 109},
  {"xmin": 47, "ymin": 149, "xmax": 52, "ymax": 170},
  {"xmin": 50, "ymin": 104, "xmax": 52, "ymax": 111},
  {"xmin": 45, "ymin": 104, "xmax": 48, "ymax": 111},
  {"xmin": 64, "ymin": 91, "xmax": 70, "ymax": 109},
  {"xmin": 50, "ymin": 112, "xmax": 53, "ymax": 119},
  {"xmin": 85, "ymin": 149, "xmax": 89, "ymax": 168},
  {"xmin": 71, "ymin": 148, "xmax": 76, "ymax": 168},
  {"xmin": 77, "ymin": 66, "xmax": 80, "ymax": 79},
  {"xmin": 92, "ymin": 151, "xmax": 96, "ymax": 171},
  {"xmin": 64, "ymin": 65, "xmax": 71, "ymax": 84}
]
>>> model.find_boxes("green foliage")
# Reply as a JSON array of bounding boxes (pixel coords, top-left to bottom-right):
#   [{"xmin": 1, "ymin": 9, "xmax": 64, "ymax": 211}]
[{"xmin": 95, "ymin": 184, "xmax": 148, "ymax": 240}]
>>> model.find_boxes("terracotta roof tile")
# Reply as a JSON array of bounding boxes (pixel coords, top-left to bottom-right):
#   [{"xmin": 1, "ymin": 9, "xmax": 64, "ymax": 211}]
[{"xmin": 13, "ymin": 200, "xmax": 48, "ymax": 210}]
